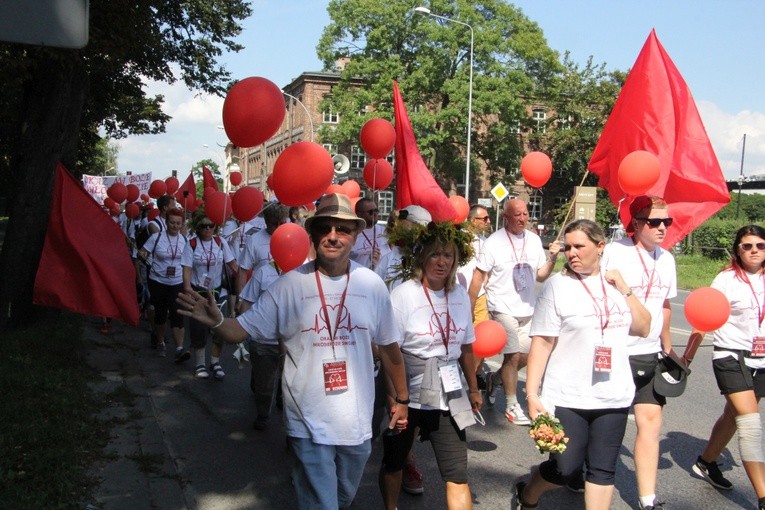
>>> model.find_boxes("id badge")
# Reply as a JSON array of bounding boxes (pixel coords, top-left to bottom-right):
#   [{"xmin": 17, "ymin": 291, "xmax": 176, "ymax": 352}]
[
  {"xmin": 439, "ymin": 361, "xmax": 462, "ymax": 393},
  {"xmin": 165, "ymin": 266, "xmax": 176, "ymax": 278},
  {"xmin": 752, "ymin": 336, "xmax": 765, "ymax": 358},
  {"xmin": 594, "ymin": 345, "xmax": 612, "ymax": 373},
  {"xmin": 513, "ymin": 263, "xmax": 532, "ymax": 291},
  {"xmin": 323, "ymin": 359, "xmax": 348, "ymax": 394},
  {"xmin": 202, "ymin": 273, "xmax": 211, "ymax": 289}
]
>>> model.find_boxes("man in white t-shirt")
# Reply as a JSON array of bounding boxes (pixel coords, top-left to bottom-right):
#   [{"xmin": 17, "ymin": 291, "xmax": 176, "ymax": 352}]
[
  {"xmin": 468, "ymin": 198, "xmax": 560, "ymax": 425},
  {"xmin": 148, "ymin": 195, "xmax": 177, "ymax": 235},
  {"xmin": 351, "ymin": 197, "xmax": 390, "ymax": 270},
  {"xmin": 177, "ymin": 193, "xmax": 409, "ymax": 509},
  {"xmin": 601, "ymin": 195, "xmax": 677, "ymax": 510},
  {"xmin": 235, "ymin": 202, "xmax": 288, "ymax": 296}
]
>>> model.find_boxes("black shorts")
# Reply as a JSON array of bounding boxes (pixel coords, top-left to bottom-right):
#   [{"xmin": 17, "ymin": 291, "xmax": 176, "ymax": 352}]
[
  {"xmin": 713, "ymin": 355, "xmax": 765, "ymax": 396},
  {"xmin": 629, "ymin": 353, "xmax": 667, "ymax": 407},
  {"xmin": 381, "ymin": 408, "xmax": 468, "ymax": 483}
]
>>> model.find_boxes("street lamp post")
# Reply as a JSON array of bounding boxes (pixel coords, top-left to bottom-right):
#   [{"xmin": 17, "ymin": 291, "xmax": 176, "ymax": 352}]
[
  {"xmin": 415, "ymin": 6, "xmax": 474, "ymax": 203},
  {"xmin": 282, "ymin": 91, "xmax": 315, "ymax": 142}
]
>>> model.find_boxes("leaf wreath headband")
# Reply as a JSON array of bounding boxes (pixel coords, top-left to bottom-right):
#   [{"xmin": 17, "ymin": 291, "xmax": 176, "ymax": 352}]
[{"xmin": 386, "ymin": 220, "xmax": 475, "ymax": 283}]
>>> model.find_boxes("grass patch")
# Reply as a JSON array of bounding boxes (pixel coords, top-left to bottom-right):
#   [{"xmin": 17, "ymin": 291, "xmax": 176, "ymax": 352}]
[
  {"xmin": 0, "ymin": 313, "xmax": 109, "ymax": 509},
  {"xmin": 676, "ymin": 254, "xmax": 727, "ymax": 290}
]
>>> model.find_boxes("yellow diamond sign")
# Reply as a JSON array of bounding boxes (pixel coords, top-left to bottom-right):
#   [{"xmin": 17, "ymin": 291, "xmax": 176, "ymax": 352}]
[{"xmin": 490, "ymin": 183, "xmax": 510, "ymax": 202}]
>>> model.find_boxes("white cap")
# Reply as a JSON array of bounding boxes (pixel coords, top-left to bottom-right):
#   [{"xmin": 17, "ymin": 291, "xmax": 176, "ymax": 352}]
[{"xmin": 400, "ymin": 205, "xmax": 432, "ymax": 226}]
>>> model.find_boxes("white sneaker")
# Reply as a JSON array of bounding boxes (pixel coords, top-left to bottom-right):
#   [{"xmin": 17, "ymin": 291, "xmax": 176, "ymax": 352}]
[{"xmin": 505, "ymin": 403, "xmax": 531, "ymax": 426}]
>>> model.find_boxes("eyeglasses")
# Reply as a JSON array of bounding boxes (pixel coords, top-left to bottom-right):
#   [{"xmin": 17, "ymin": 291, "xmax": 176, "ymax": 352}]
[
  {"xmin": 362, "ymin": 208, "xmax": 379, "ymax": 215},
  {"xmin": 636, "ymin": 217, "xmax": 674, "ymax": 228},
  {"xmin": 198, "ymin": 223, "xmax": 215, "ymax": 229},
  {"xmin": 313, "ymin": 223, "xmax": 356, "ymax": 237},
  {"xmin": 740, "ymin": 242, "xmax": 765, "ymax": 251},
  {"xmin": 472, "ymin": 216, "xmax": 490, "ymax": 222}
]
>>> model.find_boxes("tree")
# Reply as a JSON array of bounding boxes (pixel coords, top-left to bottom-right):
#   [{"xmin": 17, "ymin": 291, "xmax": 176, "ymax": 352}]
[
  {"xmin": 191, "ymin": 159, "xmax": 223, "ymax": 197},
  {"xmin": 316, "ymin": 0, "xmax": 563, "ymax": 194},
  {"xmin": 0, "ymin": 0, "xmax": 252, "ymax": 329}
]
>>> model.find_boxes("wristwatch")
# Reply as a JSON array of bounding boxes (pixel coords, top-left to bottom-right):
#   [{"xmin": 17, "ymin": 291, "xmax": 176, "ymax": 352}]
[{"xmin": 394, "ymin": 396, "xmax": 410, "ymax": 405}]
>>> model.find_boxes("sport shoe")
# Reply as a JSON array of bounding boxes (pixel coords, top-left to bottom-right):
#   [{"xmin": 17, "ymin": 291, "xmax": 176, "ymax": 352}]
[
  {"xmin": 516, "ymin": 481, "xmax": 537, "ymax": 509},
  {"xmin": 506, "ymin": 403, "xmax": 531, "ymax": 426},
  {"xmin": 402, "ymin": 457, "xmax": 424, "ymax": 495},
  {"xmin": 565, "ymin": 473, "xmax": 585, "ymax": 494},
  {"xmin": 157, "ymin": 342, "xmax": 166, "ymax": 357},
  {"xmin": 174, "ymin": 348, "xmax": 191, "ymax": 364},
  {"xmin": 195, "ymin": 365, "xmax": 209, "ymax": 379},
  {"xmin": 210, "ymin": 363, "xmax": 225, "ymax": 380},
  {"xmin": 692, "ymin": 456, "xmax": 733, "ymax": 490},
  {"xmin": 639, "ymin": 501, "xmax": 665, "ymax": 510},
  {"xmin": 485, "ymin": 371, "xmax": 496, "ymax": 405}
]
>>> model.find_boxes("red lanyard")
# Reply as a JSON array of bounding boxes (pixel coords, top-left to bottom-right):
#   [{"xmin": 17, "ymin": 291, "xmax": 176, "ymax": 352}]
[
  {"xmin": 314, "ymin": 262, "xmax": 350, "ymax": 358},
  {"xmin": 166, "ymin": 232, "xmax": 180, "ymax": 261},
  {"xmin": 633, "ymin": 239, "xmax": 656, "ymax": 303},
  {"xmin": 423, "ymin": 282, "xmax": 451, "ymax": 354},
  {"xmin": 505, "ymin": 229, "xmax": 526, "ymax": 263},
  {"xmin": 575, "ymin": 272, "xmax": 610, "ymax": 339},
  {"xmin": 362, "ymin": 226, "xmax": 378, "ymax": 267},
  {"xmin": 201, "ymin": 239, "xmax": 215, "ymax": 271},
  {"xmin": 743, "ymin": 272, "xmax": 765, "ymax": 326}
]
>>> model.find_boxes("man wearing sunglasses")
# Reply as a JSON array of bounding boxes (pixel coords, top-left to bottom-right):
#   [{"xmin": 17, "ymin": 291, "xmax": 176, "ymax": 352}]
[
  {"xmin": 599, "ymin": 195, "xmax": 678, "ymax": 510},
  {"xmin": 351, "ymin": 197, "xmax": 390, "ymax": 270}
]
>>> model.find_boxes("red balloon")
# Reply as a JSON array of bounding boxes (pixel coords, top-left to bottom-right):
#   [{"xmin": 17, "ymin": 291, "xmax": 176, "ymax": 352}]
[
  {"xmin": 222, "ymin": 76, "xmax": 286, "ymax": 148},
  {"xmin": 125, "ymin": 203, "xmax": 140, "ymax": 219},
  {"xmin": 272, "ymin": 142, "xmax": 334, "ymax": 206},
  {"xmin": 232, "ymin": 186, "xmax": 264, "ymax": 222},
  {"xmin": 107, "ymin": 182, "xmax": 128, "ymax": 204},
  {"xmin": 109, "ymin": 205, "xmax": 121, "ymax": 217},
  {"xmin": 165, "ymin": 176, "xmax": 180, "ymax": 195},
  {"xmin": 326, "ymin": 184, "xmax": 343, "ymax": 195},
  {"xmin": 140, "ymin": 194, "xmax": 151, "ymax": 202},
  {"xmin": 205, "ymin": 191, "xmax": 233, "ymax": 225},
  {"xmin": 363, "ymin": 159, "xmax": 394, "ymax": 190},
  {"xmin": 147, "ymin": 209, "xmax": 160, "ymax": 221},
  {"xmin": 266, "ymin": 174, "xmax": 274, "ymax": 190},
  {"xmin": 270, "ymin": 223, "xmax": 310, "ymax": 272},
  {"xmin": 473, "ymin": 320, "xmax": 507, "ymax": 358},
  {"xmin": 341, "ymin": 179, "xmax": 361, "ymax": 199},
  {"xmin": 148, "ymin": 179, "xmax": 167, "ymax": 198},
  {"xmin": 449, "ymin": 195, "xmax": 470, "ymax": 224},
  {"xmin": 521, "ymin": 152, "xmax": 553, "ymax": 188},
  {"xmin": 350, "ymin": 197, "xmax": 361, "ymax": 211},
  {"xmin": 360, "ymin": 118, "xmax": 396, "ymax": 159},
  {"xmin": 684, "ymin": 287, "xmax": 731, "ymax": 332},
  {"xmin": 103, "ymin": 197, "xmax": 117, "ymax": 210},
  {"xmin": 618, "ymin": 150, "xmax": 661, "ymax": 196},
  {"xmin": 126, "ymin": 184, "xmax": 140, "ymax": 202},
  {"xmin": 230, "ymin": 171, "xmax": 243, "ymax": 187}
]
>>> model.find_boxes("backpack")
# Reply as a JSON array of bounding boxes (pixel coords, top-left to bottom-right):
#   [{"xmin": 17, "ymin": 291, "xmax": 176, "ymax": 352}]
[{"xmin": 136, "ymin": 219, "xmax": 162, "ymax": 250}]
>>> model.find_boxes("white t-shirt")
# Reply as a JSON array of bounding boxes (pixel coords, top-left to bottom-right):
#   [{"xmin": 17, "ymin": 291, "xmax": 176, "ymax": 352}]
[
  {"xmin": 457, "ymin": 234, "xmax": 485, "ymax": 297},
  {"xmin": 391, "ymin": 280, "xmax": 475, "ymax": 410},
  {"xmin": 180, "ymin": 237, "xmax": 235, "ymax": 289},
  {"xmin": 530, "ymin": 272, "xmax": 636, "ymax": 409},
  {"xmin": 240, "ymin": 262, "xmax": 281, "ymax": 304},
  {"xmin": 375, "ymin": 245, "xmax": 404, "ymax": 290},
  {"xmin": 602, "ymin": 237, "xmax": 677, "ymax": 355},
  {"xmin": 236, "ymin": 261, "xmax": 399, "ymax": 445},
  {"xmin": 477, "ymin": 228, "xmax": 547, "ymax": 317},
  {"xmin": 238, "ymin": 229, "xmax": 273, "ymax": 272},
  {"xmin": 711, "ymin": 269, "xmax": 765, "ymax": 369},
  {"xmin": 351, "ymin": 224, "xmax": 391, "ymax": 269},
  {"xmin": 144, "ymin": 231, "xmax": 187, "ymax": 285}
]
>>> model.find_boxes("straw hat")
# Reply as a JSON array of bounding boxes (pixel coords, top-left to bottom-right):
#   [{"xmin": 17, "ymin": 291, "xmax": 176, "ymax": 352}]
[{"xmin": 304, "ymin": 193, "xmax": 366, "ymax": 232}]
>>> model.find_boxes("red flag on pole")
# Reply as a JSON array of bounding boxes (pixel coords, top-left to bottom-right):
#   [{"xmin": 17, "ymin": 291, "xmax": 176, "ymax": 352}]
[
  {"xmin": 588, "ymin": 29, "xmax": 729, "ymax": 249},
  {"xmin": 202, "ymin": 165, "xmax": 219, "ymax": 191},
  {"xmin": 393, "ymin": 81, "xmax": 457, "ymax": 222},
  {"xmin": 33, "ymin": 164, "xmax": 140, "ymax": 325},
  {"xmin": 174, "ymin": 173, "xmax": 197, "ymax": 209}
]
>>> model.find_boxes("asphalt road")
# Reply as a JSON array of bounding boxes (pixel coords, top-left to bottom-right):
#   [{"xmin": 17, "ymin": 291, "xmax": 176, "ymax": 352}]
[{"xmin": 89, "ymin": 289, "xmax": 757, "ymax": 510}]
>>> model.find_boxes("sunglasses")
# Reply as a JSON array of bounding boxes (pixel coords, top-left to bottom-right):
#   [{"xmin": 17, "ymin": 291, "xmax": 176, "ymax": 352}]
[
  {"xmin": 362, "ymin": 208, "xmax": 379, "ymax": 214},
  {"xmin": 198, "ymin": 223, "xmax": 215, "ymax": 229},
  {"xmin": 313, "ymin": 223, "xmax": 356, "ymax": 237},
  {"xmin": 740, "ymin": 242, "xmax": 765, "ymax": 251},
  {"xmin": 636, "ymin": 217, "xmax": 674, "ymax": 228},
  {"xmin": 472, "ymin": 216, "xmax": 490, "ymax": 222}
]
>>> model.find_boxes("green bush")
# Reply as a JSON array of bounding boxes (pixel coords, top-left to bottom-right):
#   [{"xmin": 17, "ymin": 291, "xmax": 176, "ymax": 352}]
[{"xmin": 690, "ymin": 218, "xmax": 743, "ymax": 259}]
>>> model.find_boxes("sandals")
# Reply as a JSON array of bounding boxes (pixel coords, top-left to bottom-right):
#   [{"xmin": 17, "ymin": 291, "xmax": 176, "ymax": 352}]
[
  {"xmin": 195, "ymin": 365, "xmax": 209, "ymax": 379},
  {"xmin": 210, "ymin": 363, "xmax": 225, "ymax": 380},
  {"xmin": 516, "ymin": 481, "xmax": 538, "ymax": 509}
]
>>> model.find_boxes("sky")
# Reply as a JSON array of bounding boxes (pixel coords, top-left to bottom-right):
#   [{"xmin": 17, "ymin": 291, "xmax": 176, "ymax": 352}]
[{"xmin": 116, "ymin": 0, "xmax": 765, "ymax": 184}]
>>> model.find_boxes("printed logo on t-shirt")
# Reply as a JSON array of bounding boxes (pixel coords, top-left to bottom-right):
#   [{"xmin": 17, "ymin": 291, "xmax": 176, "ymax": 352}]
[
  {"xmin": 303, "ymin": 303, "xmax": 368, "ymax": 348},
  {"xmin": 413, "ymin": 311, "xmax": 466, "ymax": 348}
]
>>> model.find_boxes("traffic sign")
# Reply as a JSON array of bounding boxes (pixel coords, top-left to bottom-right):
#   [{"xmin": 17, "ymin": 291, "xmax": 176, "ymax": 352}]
[{"xmin": 490, "ymin": 183, "xmax": 510, "ymax": 202}]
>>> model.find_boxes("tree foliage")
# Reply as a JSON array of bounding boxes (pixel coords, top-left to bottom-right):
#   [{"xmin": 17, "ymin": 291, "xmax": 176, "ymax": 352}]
[{"xmin": 0, "ymin": 0, "xmax": 251, "ymax": 329}]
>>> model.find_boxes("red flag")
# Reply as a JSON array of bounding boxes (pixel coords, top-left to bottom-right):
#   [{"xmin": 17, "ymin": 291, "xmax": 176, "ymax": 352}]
[
  {"xmin": 588, "ymin": 29, "xmax": 729, "ymax": 248},
  {"xmin": 202, "ymin": 165, "xmax": 219, "ymax": 191},
  {"xmin": 174, "ymin": 173, "xmax": 197, "ymax": 208},
  {"xmin": 393, "ymin": 81, "xmax": 457, "ymax": 222},
  {"xmin": 33, "ymin": 164, "xmax": 140, "ymax": 325}
]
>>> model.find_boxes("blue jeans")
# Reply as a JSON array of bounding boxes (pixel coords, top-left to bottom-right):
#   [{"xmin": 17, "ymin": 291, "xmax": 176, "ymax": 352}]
[{"xmin": 288, "ymin": 436, "xmax": 372, "ymax": 509}]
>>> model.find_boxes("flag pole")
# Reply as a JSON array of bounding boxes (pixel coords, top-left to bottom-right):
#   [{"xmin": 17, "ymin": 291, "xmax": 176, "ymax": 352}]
[{"xmin": 556, "ymin": 170, "xmax": 590, "ymax": 237}]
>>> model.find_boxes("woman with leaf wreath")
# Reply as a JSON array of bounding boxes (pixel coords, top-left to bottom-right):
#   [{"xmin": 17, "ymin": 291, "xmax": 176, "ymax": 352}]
[{"xmin": 378, "ymin": 220, "xmax": 483, "ymax": 510}]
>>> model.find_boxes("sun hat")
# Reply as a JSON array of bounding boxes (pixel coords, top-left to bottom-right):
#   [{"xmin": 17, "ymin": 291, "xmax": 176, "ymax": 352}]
[
  {"xmin": 653, "ymin": 351, "xmax": 691, "ymax": 398},
  {"xmin": 398, "ymin": 205, "xmax": 432, "ymax": 226},
  {"xmin": 304, "ymin": 193, "xmax": 366, "ymax": 232}
]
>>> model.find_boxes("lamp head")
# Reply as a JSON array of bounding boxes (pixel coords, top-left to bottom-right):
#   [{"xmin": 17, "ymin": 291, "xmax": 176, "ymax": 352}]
[{"xmin": 414, "ymin": 6, "xmax": 431, "ymax": 14}]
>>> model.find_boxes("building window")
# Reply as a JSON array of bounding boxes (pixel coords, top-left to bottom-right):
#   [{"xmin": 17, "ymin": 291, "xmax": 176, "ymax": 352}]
[
  {"xmin": 323, "ymin": 107, "xmax": 339, "ymax": 124},
  {"xmin": 557, "ymin": 113, "xmax": 574, "ymax": 130},
  {"xmin": 351, "ymin": 144, "xmax": 367, "ymax": 170},
  {"xmin": 323, "ymin": 143, "xmax": 338, "ymax": 155},
  {"xmin": 532, "ymin": 108, "xmax": 547, "ymax": 134},
  {"xmin": 528, "ymin": 194, "xmax": 543, "ymax": 220},
  {"xmin": 508, "ymin": 120, "xmax": 521, "ymax": 134},
  {"xmin": 377, "ymin": 191, "xmax": 394, "ymax": 221}
]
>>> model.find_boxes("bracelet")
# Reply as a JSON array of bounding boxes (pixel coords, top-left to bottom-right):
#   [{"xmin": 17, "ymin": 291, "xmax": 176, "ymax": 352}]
[
  {"xmin": 211, "ymin": 314, "xmax": 225, "ymax": 330},
  {"xmin": 527, "ymin": 393, "xmax": 540, "ymax": 399},
  {"xmin": 623, "ymin": 289, "xmax": 633, "ymax": 297},
  {"xmin": 469, "ymin": 390, "xmax": 481, "ymax": 394},
  {"xmin": 394, "ymin": 396, "xmax": 410, "ymax": 405}
]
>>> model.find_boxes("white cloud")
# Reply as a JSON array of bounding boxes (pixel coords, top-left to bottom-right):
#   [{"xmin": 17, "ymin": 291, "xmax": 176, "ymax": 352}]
[{"xmin": 698, "ymin": 100, "xmax": 765, "ymax": 180}]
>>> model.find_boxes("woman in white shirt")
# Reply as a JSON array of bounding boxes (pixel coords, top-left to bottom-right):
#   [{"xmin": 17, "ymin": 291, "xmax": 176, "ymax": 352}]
[
  {"xmin": 683, "ymin": 225, "xmax": 765, "ymax": 509},
  {"xmin": 516, "ymin": 219, "xmax": 650, "ymax": 510},
  {"xmin": 379, "ymin": 221, "xmax": 482, "ymax": 510}
]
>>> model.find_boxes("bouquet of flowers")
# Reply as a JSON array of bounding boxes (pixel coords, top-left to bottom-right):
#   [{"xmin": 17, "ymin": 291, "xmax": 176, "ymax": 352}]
[{"xmin": 529, "ymin": 413, "xmax": 568, "ymax": 454}]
